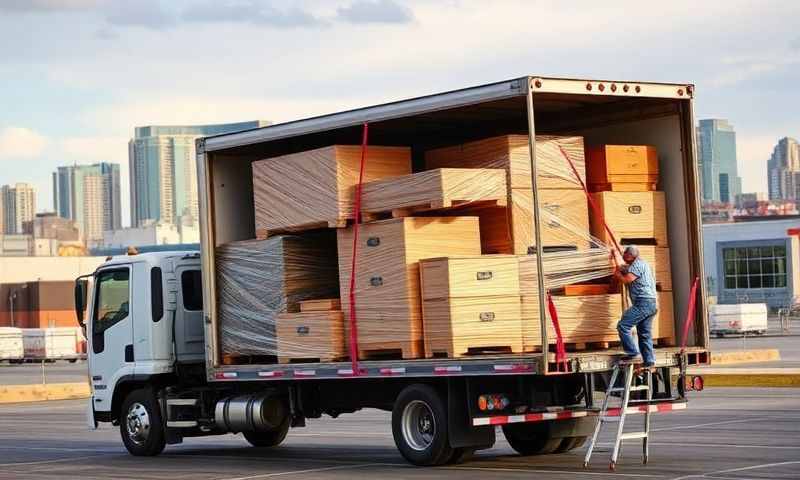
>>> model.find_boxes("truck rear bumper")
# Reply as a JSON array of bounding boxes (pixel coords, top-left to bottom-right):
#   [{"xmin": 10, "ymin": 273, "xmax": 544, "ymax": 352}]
[{"xmin": 472, "ymin": 401, "xmax": 687, "ymax": 427}]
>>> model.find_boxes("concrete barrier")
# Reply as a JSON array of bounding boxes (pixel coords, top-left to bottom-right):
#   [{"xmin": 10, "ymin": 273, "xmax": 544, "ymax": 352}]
[
  {"xmin": 711, "ymin": 348, "xmax": 780, "ymax": 365},
  {"xmin": 0, "ymin": 382, "xmax": 90, "ymax": 404}
]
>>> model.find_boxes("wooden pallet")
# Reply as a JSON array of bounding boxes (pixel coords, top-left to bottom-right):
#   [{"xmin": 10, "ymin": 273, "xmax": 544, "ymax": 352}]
[
  {"xmin": 299, "ymin": 298, "xmax": 341, "ymax": 312},
  {"xmin": 221, "ymin": 354, "xmax": 277, "ymax": 365},
  {"xmin": 278, "ymin": 355, "xmax": 347, "ymax": 364},
  {"xmin": 357, "ymin": 341, "xmax": 424, "ymax": 360},
  {"xmin": 428, "ymin": 344, "xmax": 520, "ymax": 359},
  {"xmin": 256, "ymin": 219, "xmax": 348, "ymax": 239},
  {"xmin": 389, "ymin": 198, "xmax": 505, "ymax": 218},
  {"xmin": 589, "ymin": 182, "xmax": 657, "ymax": 192}
]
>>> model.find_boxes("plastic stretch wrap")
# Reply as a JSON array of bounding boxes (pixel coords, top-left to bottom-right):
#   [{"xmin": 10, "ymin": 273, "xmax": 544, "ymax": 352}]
[
  {"xmin": 216, "ymin": 232, "xmax": 339, "ymax": 357},
  {"xmin": 252, "ymin": 145, "xmax": 411, "ymax": 236}
]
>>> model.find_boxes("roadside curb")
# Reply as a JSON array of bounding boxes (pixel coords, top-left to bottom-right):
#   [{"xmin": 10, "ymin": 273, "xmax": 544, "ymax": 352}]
[
  {"xmin": 711, "ymin": 348, "xmax": 780, "ymax": 365},
  {"xmin": 0, "ymin": 382, "xmax": 91, "ymax": 404},
  {"xmin": 698, "ymin": 373, "xmax": 800, "ymax": 388}
]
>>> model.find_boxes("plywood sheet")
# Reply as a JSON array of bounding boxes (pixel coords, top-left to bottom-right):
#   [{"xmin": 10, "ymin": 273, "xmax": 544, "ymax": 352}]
[
  {"xmin": 276, "ymin": 311, "xmax": 346, "ymax": 362},
  {"xmin": 419, "ymin": 255, "xmax": 519, "ymax": 301},
  {"xmin": 586, "ymin": 145, "xmax": 659, "ymax": 186}
]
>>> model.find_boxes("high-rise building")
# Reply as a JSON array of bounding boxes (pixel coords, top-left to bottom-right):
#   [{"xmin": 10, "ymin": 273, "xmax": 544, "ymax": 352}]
[
  {"xmin": 696, "ymin": 119, "xmax": 742, "ymax": 204},
  {"xmin": 129, "ymin": 121, "xmax": 270, "ymax": 227},
  {"xmin": 767, "ymin": 137, "xmax": 800, "ymax": 201},
  {"xmin": 1, "ymin": 183, "xmax": 36, "ymax": 234},
  {"xmin": 52, "ymin": 163, "xmax": 122, "ymax": 241}
]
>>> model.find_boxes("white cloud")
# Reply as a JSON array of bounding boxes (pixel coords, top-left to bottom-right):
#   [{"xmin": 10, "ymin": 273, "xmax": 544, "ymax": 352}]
[
  {"xmin": 0, "ymin": 127, "xmax": 49, "ymax": 159},
  {"xmin": 736, "ymin": 134, "xmax": 780, "ymax": 193}
]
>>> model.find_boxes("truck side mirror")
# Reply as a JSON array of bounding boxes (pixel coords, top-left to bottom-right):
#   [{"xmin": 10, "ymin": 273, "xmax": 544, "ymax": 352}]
[{"xmin": 75, "ymin": 278, "xmax": 88, "ymax": 325}]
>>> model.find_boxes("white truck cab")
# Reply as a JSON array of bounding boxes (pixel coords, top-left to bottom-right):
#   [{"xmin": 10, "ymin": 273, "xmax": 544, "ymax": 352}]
[{"xmin": 78, "ymin": 251, "xmax": 206, "ymax": 453}]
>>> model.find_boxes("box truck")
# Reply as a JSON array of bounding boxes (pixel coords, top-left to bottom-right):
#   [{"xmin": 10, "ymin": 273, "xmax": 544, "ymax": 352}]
[{"xmin": 77, "ymin": 76, "xmax": 709, "ymax": 465}]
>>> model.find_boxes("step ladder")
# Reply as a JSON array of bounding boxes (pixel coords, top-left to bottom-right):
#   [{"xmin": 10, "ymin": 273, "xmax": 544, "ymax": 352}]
[{"xmin": 584, "ymin": 361, "xmax": 653, "ymax": 471}]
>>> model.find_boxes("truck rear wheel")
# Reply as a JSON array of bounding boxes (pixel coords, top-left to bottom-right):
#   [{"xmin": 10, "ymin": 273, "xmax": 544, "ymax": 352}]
[
  {"xmin": 120, "ymin": 389, "xmax": 166, "ymax": 456},
  {"xmin": 242, "ymin": 417, "xmax": 290, "ymax": 447},
  {"xmin": 554, "ymin": 435, "xmax": 587, "ymax": 453},
  {"xmin": 392, "ymin": 384, "xmax": 453, "ymax": 466},
  {"xmin": 502, "ymin": 422, "xmax": 562, "ymax": 456}
]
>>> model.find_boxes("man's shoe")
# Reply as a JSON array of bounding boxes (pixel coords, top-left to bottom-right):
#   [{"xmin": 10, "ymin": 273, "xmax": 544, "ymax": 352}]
[{"xmin": 619, "ymin": 355, "xmax": 643, "ymax": 364}]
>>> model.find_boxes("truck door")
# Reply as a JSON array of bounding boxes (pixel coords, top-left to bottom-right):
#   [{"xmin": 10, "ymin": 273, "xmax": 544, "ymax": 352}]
[
  {"xmin": 174, "ymin": 267, "xmax": 205, "ymax": 363},
  {"xmin": 88, "ymin": 267, "xmax": 133, "ymax": 412}
]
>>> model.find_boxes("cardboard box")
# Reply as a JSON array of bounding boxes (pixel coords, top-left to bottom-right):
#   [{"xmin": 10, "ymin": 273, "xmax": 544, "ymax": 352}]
[
  {"xmin": 361, "ymin": 168, "xmax": 507, "ymax": 216},
  {"xmin": 424, "ymin": 135, "xmax": 586, "ymax": 190},
  {"xmin": 253, "ymin": 145, "xmax": 411, "ymax": 236},
  {"xmin": 276, "ymin": 311, "xmax": 346, "ymax": 363},
  {"xmin": 589, "ymin": 191, "xmax": 668, "ymax": 246},
  {"xmin": 337, "ymin": 217, "xmax": 481, "ymax": 359}
]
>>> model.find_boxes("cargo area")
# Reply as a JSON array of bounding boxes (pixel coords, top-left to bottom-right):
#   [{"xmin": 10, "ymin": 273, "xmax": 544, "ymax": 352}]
[{"xmin": 197, "ymin": 77, "xmax": 709, "ymax": 378}]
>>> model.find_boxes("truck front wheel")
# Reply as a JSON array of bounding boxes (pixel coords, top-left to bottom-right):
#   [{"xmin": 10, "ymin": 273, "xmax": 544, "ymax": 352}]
[
  {"xmin": 243, "ymin": 417, "xmax": 290, "ymax": 448},
  {"xmin": 120, "ymin": 388, "xmax": 166, "ymax": 456},
  {"xmin": 392, "ymin": 384, "xmax": 453, "ymax": 466}
]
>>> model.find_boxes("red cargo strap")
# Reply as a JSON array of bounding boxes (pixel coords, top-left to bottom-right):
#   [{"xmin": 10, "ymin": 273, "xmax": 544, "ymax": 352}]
[
  {"xmin": 557, "ymin": 146, "xmax": 623, "ymax": 256},
  {"xmin": 347, "ymin": 122, "xmax": 369, "ymax": 375},
  {"xmin": 547, "ymin": 292, "xmax": 567, "ymax": 367},
  {"xmin": 680, "ymin": 277, "xmax": 700, "ymax": 354}
]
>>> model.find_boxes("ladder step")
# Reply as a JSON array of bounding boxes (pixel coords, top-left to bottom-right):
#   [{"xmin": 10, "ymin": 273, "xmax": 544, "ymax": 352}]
[
  {"xmin": 601, "ymin": 416, "xmax": 620, "ymax": 422},
  {"xmin": 167, "ymin": 398, "xmax": 198, "ymax": 406},
  {"xmin": 620, "ymin": 432, "xmax": 648, "ymax": 440},
  {"xmin": 166, "ymin": 420, "xmax": 198, "ymax": 428},
  {"xmin": 609, "ymin": 385, "xmax": 649, "ymax": 393}
]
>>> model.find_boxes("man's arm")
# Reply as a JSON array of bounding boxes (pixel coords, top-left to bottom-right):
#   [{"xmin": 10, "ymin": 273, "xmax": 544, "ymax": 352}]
[{"xmin": 611, "ymin": 251, "xmax": 639, "ymax": 285}]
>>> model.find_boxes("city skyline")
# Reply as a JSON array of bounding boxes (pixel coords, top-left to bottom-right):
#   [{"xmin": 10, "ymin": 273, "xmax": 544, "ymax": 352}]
[
  {"xmin": 697, "ymin": 119, "xmax": 742, "ymax": 204},
  {"xmin": 768, "ymin": 137, "xmax": 800, "ymax": 201},
  {"xmin": 0, "ymin": 1, "xmax": 797, "ymax": 227},
  {"xmin": 52, "ymin": 162, "xmax": 122, "ymax": 241}
]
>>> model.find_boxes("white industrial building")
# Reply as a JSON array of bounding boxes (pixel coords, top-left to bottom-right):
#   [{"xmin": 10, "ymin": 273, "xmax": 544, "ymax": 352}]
[{"xmin": 703, "ymin": 217, "xmax": 800, "ymax": 308}]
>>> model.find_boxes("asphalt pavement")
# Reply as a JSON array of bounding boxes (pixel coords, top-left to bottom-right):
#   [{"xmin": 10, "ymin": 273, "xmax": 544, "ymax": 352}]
[{"xmin": 0, "ymin": 387, "xmax": 798, "ymax": 480}]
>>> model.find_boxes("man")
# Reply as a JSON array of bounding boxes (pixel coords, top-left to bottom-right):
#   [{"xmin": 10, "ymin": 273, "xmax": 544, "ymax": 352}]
[{"xmin": 612, "ymin": 245, "xmax": 658, "ymax": 367}]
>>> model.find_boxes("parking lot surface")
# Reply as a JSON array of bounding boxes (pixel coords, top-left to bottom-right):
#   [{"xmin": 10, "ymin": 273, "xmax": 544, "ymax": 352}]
[{"xmin": 0, "ymin": 387, "xmax": 798, "ymax": 479}]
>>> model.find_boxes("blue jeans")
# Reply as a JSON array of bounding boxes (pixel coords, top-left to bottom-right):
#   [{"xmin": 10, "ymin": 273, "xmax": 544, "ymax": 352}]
[{"xmin": 617, "ymin": 298, "xmax": 658, "ymax": 365}]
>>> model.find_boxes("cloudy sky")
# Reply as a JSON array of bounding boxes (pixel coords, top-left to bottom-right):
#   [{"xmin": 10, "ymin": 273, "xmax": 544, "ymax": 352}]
[{"xmin": 0, "ymin": 0, "xmax": 798, "ymax": 226}]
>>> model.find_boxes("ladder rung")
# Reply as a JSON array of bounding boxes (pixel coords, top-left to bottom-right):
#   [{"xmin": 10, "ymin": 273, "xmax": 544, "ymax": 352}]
[
  {"xmin": 609, "ymin": 385, "xmax": 649, "ymax": 393},
  {"xmin": 620, "ymin": 432, "xmax": 648, "ymax": 440},
  {"xmin": 601, "ymin": 416, "xmax": 620, "ymax": 422}
]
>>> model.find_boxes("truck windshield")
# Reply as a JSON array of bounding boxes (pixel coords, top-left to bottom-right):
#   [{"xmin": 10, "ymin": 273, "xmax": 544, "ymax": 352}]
[{"xmin": 94, "ymin": 269, "xmax": 130, "ymax": 333}]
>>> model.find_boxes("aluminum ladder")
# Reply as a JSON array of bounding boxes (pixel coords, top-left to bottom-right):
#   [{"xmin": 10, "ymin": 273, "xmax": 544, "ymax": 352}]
[{"xmin": 583, "ymin": 361, "xmax": 653, "ymax": 471}]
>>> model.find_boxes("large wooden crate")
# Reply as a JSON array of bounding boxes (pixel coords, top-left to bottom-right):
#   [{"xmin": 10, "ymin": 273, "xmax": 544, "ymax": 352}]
[
  {"xmin": 589, "ymin": 191, "xmax": 668, "ymax": 246},
  {"xmin": 636, "ymin": 246, "xmax": 673, "ymax": 291},
  {"xmin": 337, "ymin": 217, "xmax": 481, "ymax": 359},
  {"xmin": 522, "ymin": 291, "xmax": 676, "ymax": 351},
  {"xmin": 215, "ymin": 231, "xmax": 339, "ymax": 357},
  {"xmin": 276, "ymin": 311, "xmax": 346, "ymax": 363},
  {"xmin": 420, "ymin": 256, "xmax": 521, "ymax": 357},
  {"xmin": 361, "ymin": 168, "xmax": 507, "ymax": 216},
  {"xmin": 587, "ymin": 145, "xmax": 658, "ymax": 191},
  {"xmin": 423, "ymin": 296, "xmax": 523, "ymax": 357},
  {"xmin": 424, "ymin": 135, "xmax": 586, "ymax": 190},
  {"xmin": 476, "ymin": 188, "xmax": 591, "ymax": 254},
  {"xmin": 253, "ymin": 145, "xmax": 411, "ymax": 236}
]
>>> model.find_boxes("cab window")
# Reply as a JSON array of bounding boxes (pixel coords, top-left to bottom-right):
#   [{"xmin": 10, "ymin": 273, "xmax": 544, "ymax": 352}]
[
  {"xmin": 94, "ymin": 269, "xmax": 130, "ymax": 334},
  {"xmin": 181, "ymin": 270, "xmax": 203, "ymax": 311}
]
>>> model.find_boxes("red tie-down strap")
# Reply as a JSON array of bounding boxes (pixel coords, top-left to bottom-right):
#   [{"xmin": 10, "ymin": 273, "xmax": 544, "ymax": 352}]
[
  {"xmin": 680, "ymin": 277, "xmax": 700, "ymax": 354},
  {"xmin": 547, "ymin": 292, "xmax": 568, "ymax": 368},
  {"xmin": 347, "ymin": 122, "xmax": 369, "ymax": 375}
]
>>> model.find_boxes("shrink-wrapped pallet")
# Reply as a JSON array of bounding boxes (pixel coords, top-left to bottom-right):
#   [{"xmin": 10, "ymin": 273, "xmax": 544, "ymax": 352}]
[
  {"xmin": 361, "ymin": 168, "xmax": 507, "ymax": 216},
  {"xmin": 276, "ymin": 310, "xmax": 346, "ymax": 363},
  {"xmin": 252, "ymin": 145, "xmax": 411, "ymax": 236},
  {"xmin": 216, "ymin": 232, "xmax": 339, "ymax": 357},
  {"xmin": 424, "ymin": 135, "xmax": 586, "ymax": 190},
  {"xmin": 337, "ymin": 217, "xmax": 481, "ymax": 359},
  {"xmin": 420, "ymin": 256, "xmax": 522, "ymax": 357}
]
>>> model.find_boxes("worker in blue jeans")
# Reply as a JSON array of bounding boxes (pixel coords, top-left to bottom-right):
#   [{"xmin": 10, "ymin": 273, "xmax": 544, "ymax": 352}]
[{"xmin": 612, "ymin": 245, "xmax": 658, "ymax": 368}]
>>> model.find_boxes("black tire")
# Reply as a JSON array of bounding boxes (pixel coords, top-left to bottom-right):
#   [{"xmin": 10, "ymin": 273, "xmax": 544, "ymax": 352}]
[
  {"xmin": 503, "ymin": 422, "xmax": 562, "ymax": 456},
  {"xmin": 120, "ymin": 388, "xmax": 166, "ymax": 456},
  {"xmin": 392, "ymin": 384, "xmax": 453, "ymax": 466},
  {"xmin": 242, "ymin": 417, "xmax": 290, "ymax": 447},
  {"xmin": 447, "ymin": 447, "xmax": 476, "ymax": 464},
  {"xmin": 554, "ymin": 435, "xmax": 587, "ymax": 453}
]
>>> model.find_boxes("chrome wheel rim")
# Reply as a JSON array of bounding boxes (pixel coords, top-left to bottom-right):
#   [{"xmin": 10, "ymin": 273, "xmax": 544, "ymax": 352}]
[
  {"xmin": 402, "ymin": 400, "xmax": 435, "ymax": 451},
  {"xmin": 126, "ymin": 402, "xmax": 150, "ymax": 445}
]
